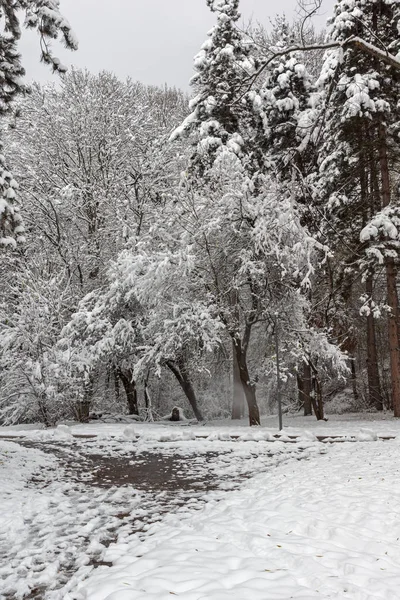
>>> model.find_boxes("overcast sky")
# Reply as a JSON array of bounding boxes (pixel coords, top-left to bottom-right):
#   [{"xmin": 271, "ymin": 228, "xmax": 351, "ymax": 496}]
[{"xmin": 19, "ymin": 0, "xmax": 335, "ymax": 91}]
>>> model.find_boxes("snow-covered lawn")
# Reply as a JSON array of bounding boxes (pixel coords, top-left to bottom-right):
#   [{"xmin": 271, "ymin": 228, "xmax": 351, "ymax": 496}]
[
  {"xmin": 2, "ymin": 415, "xmax": 400, "ymax": 599},
  {"xmin": 3, "ymin": 411, "xmax": 400, "ymax": 440}
]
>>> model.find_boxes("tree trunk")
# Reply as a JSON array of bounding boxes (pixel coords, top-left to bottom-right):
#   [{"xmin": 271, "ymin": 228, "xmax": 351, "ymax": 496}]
[
  {"xmin": 166, "ymin": 359, "xmax": 204, "ymax": 421},
  {"xmin": 299, "ymin": 361, "xmax": 312, "ymax": 416},
  {"xmin": 350, "ymin": 357, "xmax": 359, "ymax": 404},
  {"xmin": 386, "ymin": 257, "xmax": 400, "ymax": 415},
  {"xmin": 38, "ymin": 394, "xmax": 51, "ymax": 427},
  {"xmin": 231, "ymin": 341, "xmax": 245, "ymax": 419},
  {"xmin": 232, "ymin": 339, "xmax": 260, "ymax": 426},
  {"xmin": 144, "ymin": 371, "xmax": 154, "ymax": 422},
  {"xmin": 297, "ymin": 373, "xmax": 303, "ymax": 410},
  {"xmin": 75, "ymin": 376, "xmax": 93, "ymax": 423},
  {"xmin": 104, "ymin": 367, "xmax": 111, "ymax": 402},
  {"xmin": 365, "ymin": 274, "xmax": 383, "ymax": 410},
  {"xmin": 113, "ymin": 367, "xmax": 120, "ymax": 402},
  {"xmin": 310, "ymin": 373, "xmax": 324, "ymax": 420},
  {"xmin": 118, "ymin": 369, "xmax": 139, "ymax": 415},
  {"xmin": 378, "ymin": 123, "xmax": 400, "ymax": 416},
  {"xmin": 75, "ymin": 399, "xmax": 91, "ymax": 423},
  {"xmin": 360, "ymin": 125, "xmax": 383, "ymax": 410}
]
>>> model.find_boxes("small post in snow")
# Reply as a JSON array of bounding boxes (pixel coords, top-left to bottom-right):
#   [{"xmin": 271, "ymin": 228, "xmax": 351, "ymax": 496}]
[{"xmin": 274, "ymin": 314, "xmax": 283, "ymax": 431}]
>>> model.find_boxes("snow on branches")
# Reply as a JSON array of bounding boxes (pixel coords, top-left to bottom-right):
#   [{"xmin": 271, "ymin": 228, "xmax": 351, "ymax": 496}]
[
  {"xmin": 0, "ymin": 149, "xmax": 24, "ymax": 248},
  {"xmin": 170, "ymin": 0, "xmax": 257, "ymax": 172},
  {"xmin": 360, "ymin": 206, "xmax": 400, "ymax": 267},
  {"xmin": 0, "ymin": 0, "xmax": 77, "ymax": 248}
]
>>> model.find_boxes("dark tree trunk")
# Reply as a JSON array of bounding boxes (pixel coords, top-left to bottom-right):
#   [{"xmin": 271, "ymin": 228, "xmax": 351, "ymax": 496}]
[
  {"xmin": 231, "ymin": 341, "xmax": 245, "ymax": 419},
  {"xmin": 386, "ymin": 256, "xmax": 400, "ymax": 414},
  {"xmin": 298, "ymin": 361, "xmax": 312, "ymax": 416},
  {"xmin": 144, "ymin": 371, "xmax": 154, "ymax": 421},
  {"xmin": 75, "ymin": 376, "xmax": 93, "ymax": 423},
  {"xmin": 75, "ymin": 399, "xmax": 91, "ymax": 423},
  {"xmin": 365, "ymin": 274, "xmax": 383, "ymax": 410},
  {"xmin": 166, "ymin": 359, "xmax": 203, "ymax": 421},
  {"xmin": 378, "ymin": 123, "xmax": 400, "ymax": 416},
  {"xmin": 118, "ymin": 369, "xmax": 139, "ymax": 415},
  {"xmin": 350, "ymin": 357, "xmax": 359, "ymax": 404},
  {"xmin": 113, "ymin": 367, "xmax": 120, "ymax": 402},
  {"xmin": 232, "ymin": 339, "xmax": 260, "ymax": 426},
  {"xmin": 38, "ymin": 394, "xmax": 51, "ymax": 427},
  {"xmin": 297, "ymin": 374, "xmax": 303, "ymax": 410},
  {"xmin": 360, "ymin": 126, "xmax": 383, "ymax": 411},
  {"xmin": 311, "ymin": 373, "xmax": 324, "ymax": 421},
  {"xmin": 105, "ymin": 368, "xmax": 111, "ymax": 398}
]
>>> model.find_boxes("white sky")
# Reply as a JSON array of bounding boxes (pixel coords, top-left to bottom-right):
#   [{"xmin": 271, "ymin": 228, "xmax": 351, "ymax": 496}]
[{"xmin": 19, "ymin": 0, "xmax": 335, "ymax": 90}]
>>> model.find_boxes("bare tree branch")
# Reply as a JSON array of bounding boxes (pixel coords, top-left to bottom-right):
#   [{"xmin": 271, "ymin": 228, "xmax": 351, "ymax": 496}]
[{"xmin": 296, "ymin": 0, "xmax": 323, "ymax": 47}]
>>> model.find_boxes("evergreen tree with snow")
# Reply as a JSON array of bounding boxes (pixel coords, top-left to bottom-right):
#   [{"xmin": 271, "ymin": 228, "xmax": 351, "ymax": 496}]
[
  {"xmin": 251, "ymin": 17, "xmax": 328, "ymax": 416},
  {"xmin": 171, "ymin": 0, "xmax": 258, "ymax": 176},
  {"xmin": 171, "ymin": 0, "xmax": 265, "ymax": 424},
  {"xmin": 256, "ymin": 16, "xmax": 315, "ymax": 181},
  {"xmin": 171, "ymin": 2, "xmax": 339, "ymax": 424},
  {"xmin": 0, "ymin": 0, "xmax": 77, "ymax": 248},
  {"xmin": 0, "ymin": 150, "xmax": 24, "ymax": 248},
  {"xmin": 316, "ymin": 0, "xmax": 400, "ymax": 414}
]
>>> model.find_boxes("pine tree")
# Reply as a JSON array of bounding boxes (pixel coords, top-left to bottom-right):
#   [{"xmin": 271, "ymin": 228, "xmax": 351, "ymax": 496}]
[
  {"xmin": 0, "ymin": 152, "xmax": 24, "ymax": 248},
  {"xmin": 254, "ymin": 17, "xmax": 325, "ymax": 417},
  {"xmin": 171, "ymin": 0, "xmax": 264, "ymax": 425},
  {"xmin": 171, "ymin": 2, "xmax": 335, "ymax": 425},
  {"xmin": 317, "ymin": 0, "xmax": 400, "ymax": 414},
  {"xmin": 171, "ymin": 0, "xmax": 258, "ymax": 175},
  {"xmin": 0, "ymin": 0, "xmax": 77, "ymax": 247},
  {"xmin": 257, "ymin": 16, "xmax": 315, "ymax": 181}
]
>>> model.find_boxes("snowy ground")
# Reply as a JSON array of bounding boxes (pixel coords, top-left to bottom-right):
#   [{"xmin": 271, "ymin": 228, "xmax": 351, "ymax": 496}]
[
  {"xmin": 2, "ymin": 415, "xmax": 400, "ymax": 599},
  {"xmin": 3, "ymin": 411, "xmax": 400, "ymax": 441},
  {"xmin": 77, "ymin": 438, "xmax": 400, "ymax": 600}
]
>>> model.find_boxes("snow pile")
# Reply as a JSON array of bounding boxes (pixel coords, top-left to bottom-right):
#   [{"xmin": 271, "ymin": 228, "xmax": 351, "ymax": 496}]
[
  {"xmin": 237, "ymin": 430, "xmax": 275, "ymax": 442},
  {"xmin": 297, "ymin": 429, "xmax": 318, "ymax": 442},
  {"xmin": 28, "ymin": 423, "xmax": 73, "ymax": 441},
  {"xmin": 122, "ymin": 424, "xmax": 137, "ymax": 440},
  {"xmin": 355, "ymin": 428, "xmax": 378, "ymax": 442}
]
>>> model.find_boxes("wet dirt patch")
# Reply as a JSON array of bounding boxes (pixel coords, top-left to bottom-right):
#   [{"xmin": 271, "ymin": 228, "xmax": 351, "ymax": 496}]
[
  {"xmin": 11, "ymin": 438, "xmax": 233, "ymax": 491},
  {"xmin": 82, "ymin": 451, "xmax": 227, "ymax": 491}
]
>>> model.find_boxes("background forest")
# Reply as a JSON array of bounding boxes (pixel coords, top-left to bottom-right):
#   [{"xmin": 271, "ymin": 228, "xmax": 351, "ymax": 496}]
[{"xmin": 1, "ymin": 0, "xmax": 400, "ymax": 427}]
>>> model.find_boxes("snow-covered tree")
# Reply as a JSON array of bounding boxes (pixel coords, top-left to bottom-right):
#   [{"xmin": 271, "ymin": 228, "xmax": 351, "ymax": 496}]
[
  {"xmin": 256, "ymin": 16, "xmax": 316, "ymax": 181},
  {"xmin": 316, "ymin": 0, "xmax": 400, "ymax": 414},
  {"xmin": 171, "ymin": 0, "xmax": 258, "ymax": 175},
  {"xmin": 60, "ymin": 235, "xmax": 223, "ymax": 421},
  {"xmin": 169, "ymin": 153, "xmax": 326, "ymax": 424},
  {"xmin": 249, "ymin": 13, "xmax": 326, "ymax": 80},
  {"xmin": 170, "ymin": 0, "xmax": 266, "ymax": 420},
  {"xmin": 168, "ymin": 1, "xmax": 346, "ymax": 424},
  {"xmin": 0, "ymin": 267, "xmax": 76, "ymax": 425},
  {"xmin": 0, "ymin": 0, "xmax": 77, "ymax": 247},
  {"xmin": 59, "ymin": 285, "xmax": 141, "ymax": 416},
  {"xmin": 0, "ymin": 152, "xmax": 24, "ymax": 248},
  {"xmin": 5, "ymin": 72, "xmax": 187, "ymax": 299},
  {"xmin": 0, "ymin": 74, "xmax": 190, "ymax": 422}
]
